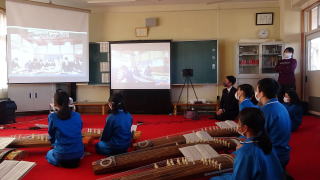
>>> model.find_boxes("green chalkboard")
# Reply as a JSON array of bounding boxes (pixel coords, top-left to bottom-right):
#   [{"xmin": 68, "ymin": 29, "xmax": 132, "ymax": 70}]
[
  {"xmin": 171, "ymin": 40, "xmax": 218, "ymax": 84},
  {"xmin": 89, "ymin": 43, "xmax": 109, "ymax": 85}
]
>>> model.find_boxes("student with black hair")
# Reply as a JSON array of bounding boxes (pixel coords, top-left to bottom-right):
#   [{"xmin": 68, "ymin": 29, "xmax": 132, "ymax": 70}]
[
  {"xmin": 255, "ymin": 78, "xmax": 291, "ymax": 168},
  {"xmin": 212, "ymin": 76, "xmax": 238, "ymax": 121},
  {"xmin": 211, "ymin": 108, "xmax": 284, "ymax": 180},
  {"xmin": 275, "ymin": 47, "xmax": 297, "ymax": 102},
  {"xmin": 235, "ymin": 84, "xmax": 259, "ymax": 111},
  {"xmin": 283, "ymin": 90, "xmax": 303, "ymax": 132},
  {"xmin": 96, "ymin": 93, "xmax": 133, "ymax": 156},
  {"xmin": 46, "ymin": 91, "xmax": 84, "ymax": 168}
]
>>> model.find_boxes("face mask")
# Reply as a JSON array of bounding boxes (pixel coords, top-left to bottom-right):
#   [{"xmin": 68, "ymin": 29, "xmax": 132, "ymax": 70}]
[
  {"xmin": 283, "ymin": 53, "xmax": 292, "ymax": 59},
  {"xmin": 235, "ymin": 92, "xmax": 240, "ymax": 100},
  {"xmin": 283, "ymin": 97, "xmax": 290, "ymax": 103},
  {"xmin": 237, "ymin": 125, "xmax": 246, "ymax": 137},
  {"xmin": 255, "ymin": 91, "xmax": 261, "ymax": 102}
]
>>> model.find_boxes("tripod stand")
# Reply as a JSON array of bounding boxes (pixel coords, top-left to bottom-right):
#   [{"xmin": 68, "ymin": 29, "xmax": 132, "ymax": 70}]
[{"xmin": 176, "ymin": 76, "xmax": 199, "ymax": 110}]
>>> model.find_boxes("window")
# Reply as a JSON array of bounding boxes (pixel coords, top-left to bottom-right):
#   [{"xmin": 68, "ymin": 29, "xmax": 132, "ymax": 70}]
[
  {"xmin": 311, "ymin": 6, "xmax": 318, "ymax": 30},
  {"xmin": 0, "ymin": 10, "xmax": 6, "ymax": 98},
  {"xmin": 305, "ymin": 4, "xmax": 320, "ymax": 33},
  {"xmin": 309, "ymin": 37, "xmax": 320, "ymax": 71}
]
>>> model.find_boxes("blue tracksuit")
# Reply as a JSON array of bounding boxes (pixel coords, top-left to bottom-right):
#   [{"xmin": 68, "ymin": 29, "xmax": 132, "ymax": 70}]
[
  {"xmin": 283, "ymin": 103, "xmax": 303, "ymax": 132},
  {"xmin": 47, "ymin": 112, "xmax": 84, "ymax": 164},
  {"xmin": 96, "ymin": 109, "xmax": 132, "ymax": 155},
  {"xmin": 239, "ymin": 98, "xmax": 259, "ymax": 111},
  {"xmin": 260, "ymin": 98, "xmax": 291, "ymax": 167},
  {"xmin": 211, "ymin": 137, "xmax": 284, "ymax": 180}
]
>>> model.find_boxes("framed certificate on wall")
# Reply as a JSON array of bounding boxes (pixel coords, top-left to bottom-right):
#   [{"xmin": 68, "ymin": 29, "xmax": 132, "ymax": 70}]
[{"xmin": 256, "ymin": 12, "xmax": 273, "ymax": 25}]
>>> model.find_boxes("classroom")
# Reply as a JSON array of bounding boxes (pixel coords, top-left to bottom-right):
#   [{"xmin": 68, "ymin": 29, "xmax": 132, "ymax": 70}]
[{"xmin": 0, "ymin": 0, "xmax": 319, "ymax": 179}]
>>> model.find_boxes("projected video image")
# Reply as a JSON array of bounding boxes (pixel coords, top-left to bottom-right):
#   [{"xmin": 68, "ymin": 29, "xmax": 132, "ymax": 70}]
[
  {"xmin": 111, "ymin": 43, "xmax": 170, "ymax": 89},
  {"xmin": 7, "ymin": 27, "xmax": 88, "ymax": 82}
]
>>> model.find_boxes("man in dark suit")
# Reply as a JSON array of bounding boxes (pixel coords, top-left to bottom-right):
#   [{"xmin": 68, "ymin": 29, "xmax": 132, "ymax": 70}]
[{"xmin": 215, "ymin": 76, "xmax": 239, "ymax": 121}]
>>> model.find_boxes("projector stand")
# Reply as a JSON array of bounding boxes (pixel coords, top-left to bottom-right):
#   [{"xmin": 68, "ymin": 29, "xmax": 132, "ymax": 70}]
[{"xmin": 176, "ymin": 76, "xmax": 198, "ymax": 110}]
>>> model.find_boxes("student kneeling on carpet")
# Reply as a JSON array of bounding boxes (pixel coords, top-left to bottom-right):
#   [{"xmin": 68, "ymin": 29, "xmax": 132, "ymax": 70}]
[
  {"xmin": 212, "ymin": 76, "xmax": 238, "ymax": 121},
  {"xmin": 47, "ymin": 91, "xmax": 84, "ymax": 168},
  {"xmin": 96, "ymin": 93, "xmax": 133, "ymax": 156},
  {"xmin": 211, "ymin": 108, "xmax": 284, "ymax": 180}
]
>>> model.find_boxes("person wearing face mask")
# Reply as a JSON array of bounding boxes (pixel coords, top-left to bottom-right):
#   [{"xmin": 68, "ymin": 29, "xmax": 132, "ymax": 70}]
[
  {"xmin": 275, "ymin": 47, "xmax": 297, "ymax": 102},
  {"xmin": 96, "ymin": 93, "xmax": 133, "ymax": 156},
  {"xmin": 282, "ymin": 90, "xmax": 303, "ymax": 132},
  {"xmin": 255, "ymin": 78, "xmax": 291, "ymax": 168},
  {"xmin": 235, "ymin": 84, "xmax": 259, "ymax": 111},
  {"xmin": 211, "ymin": 76, "xmax": 238, "ymax": 121},
  {"xmin": 210, "ymin": 108, "xmax": 284, "ymax": 180}
]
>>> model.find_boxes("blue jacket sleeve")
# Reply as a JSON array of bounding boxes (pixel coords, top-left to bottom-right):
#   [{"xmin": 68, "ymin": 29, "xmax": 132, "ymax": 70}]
[
  {"xmin": 48, "ymin": 114, "xmax": 56, "ymax": 144},
  {"xmin": 100, "ymin": 115, "xmax": 114, "ymax": 142},
  {"xmin": 232, "ymin": 151, "xmax": 255, "ymax": 180}
]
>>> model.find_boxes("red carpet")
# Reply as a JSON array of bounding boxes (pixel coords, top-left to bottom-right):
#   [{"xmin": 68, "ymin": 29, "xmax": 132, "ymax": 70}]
[{"xmin": 0, "ymin": 114, "xmax": 319, "ymax": 180}]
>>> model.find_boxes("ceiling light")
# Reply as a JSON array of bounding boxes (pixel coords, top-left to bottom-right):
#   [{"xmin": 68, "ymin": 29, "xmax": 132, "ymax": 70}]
[{"xmin": 87, "ymin": 0, "xmax": 136, "ymax": 4}]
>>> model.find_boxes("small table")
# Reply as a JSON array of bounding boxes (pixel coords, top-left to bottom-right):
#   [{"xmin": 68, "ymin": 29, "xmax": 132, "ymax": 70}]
[
  {"xmin": 173, "ymin": 103, "xmax": 218, "ymax": 115},
  {"xmin": 74, "ymin": 102, "xmax": 108, "ymax": 115}
]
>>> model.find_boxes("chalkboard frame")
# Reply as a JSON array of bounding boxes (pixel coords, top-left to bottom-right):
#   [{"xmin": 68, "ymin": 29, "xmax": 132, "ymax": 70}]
[{"xmin": 171, "ymin": 39, "xmax": 219, "ymax": 85}]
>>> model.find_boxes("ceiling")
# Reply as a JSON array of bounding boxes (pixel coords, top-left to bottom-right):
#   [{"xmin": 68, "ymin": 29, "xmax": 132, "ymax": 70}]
[{"xmin": 45, "ymin": 0, "xmax": 278, "ymax": 8}]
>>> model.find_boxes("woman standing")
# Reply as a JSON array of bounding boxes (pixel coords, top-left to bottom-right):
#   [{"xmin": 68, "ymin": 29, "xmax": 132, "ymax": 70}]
[{"xmin": 275, "ymin": 47, "xmax": 297, "ymax": 102}]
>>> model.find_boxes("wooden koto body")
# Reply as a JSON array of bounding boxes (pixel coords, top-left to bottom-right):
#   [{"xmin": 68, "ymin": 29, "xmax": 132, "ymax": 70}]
[
  {"xmin": 8, "ymin": 128, "xmax": 103, "ymax": 148},
  {"xmin": 0, "ymin": 148, "xmax": 25, "ymax": 163},
  {"xmin": 111, "ymin": 154, "xmax": 234, "ymax": 180},
  {"xmin": 133, "ymin": 127, "xmax": 238, "ymax": 150},
  {"xmin": 92, "ymin": 138, "xmax": 238, "ymax": 174}
]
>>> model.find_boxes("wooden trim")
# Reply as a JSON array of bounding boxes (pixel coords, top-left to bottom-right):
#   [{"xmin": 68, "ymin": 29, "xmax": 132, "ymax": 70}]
[
  {"xmin": 7, "ymin": 0, "xmax": 91, "ymax": 13},
  {"xmin": 301, "ymin": 8, "xmax": 306, "ymax": 99}
]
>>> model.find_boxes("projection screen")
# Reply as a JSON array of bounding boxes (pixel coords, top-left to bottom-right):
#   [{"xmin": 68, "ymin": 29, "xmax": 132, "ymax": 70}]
[{"xmin": 6, "ymin": 0, "xmax": 89, "ymax": 83}]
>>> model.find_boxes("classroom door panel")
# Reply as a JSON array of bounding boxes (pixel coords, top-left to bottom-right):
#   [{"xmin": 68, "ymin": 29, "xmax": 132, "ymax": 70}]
[{"xmin": 305, "ymin": 32, "xmax": 320, "ymax": 113}]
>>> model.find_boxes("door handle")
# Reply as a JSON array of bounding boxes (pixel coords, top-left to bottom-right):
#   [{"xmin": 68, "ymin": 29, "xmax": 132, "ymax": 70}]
[
  {"xmin": 29, "ymin": 93, "xmax": 32, "ymax": 99},
  {"xmin": 35, "ymin": 93, "xmax": 38, "ymax": 99}
]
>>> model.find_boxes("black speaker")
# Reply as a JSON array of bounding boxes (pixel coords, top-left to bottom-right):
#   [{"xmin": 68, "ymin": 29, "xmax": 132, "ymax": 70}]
[
  {"xmin": 182, "ymin": 69, "xmax": 193, "ymax": 77},
  {"xmin": 0, "ymin": 99, "xmax": 17, "ymax": 125}
]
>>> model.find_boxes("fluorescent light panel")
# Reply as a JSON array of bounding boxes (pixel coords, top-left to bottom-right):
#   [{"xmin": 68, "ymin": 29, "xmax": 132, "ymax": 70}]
[{"xmin": 87, "ymin": 0, "xmax": 136, "ymax": 4}]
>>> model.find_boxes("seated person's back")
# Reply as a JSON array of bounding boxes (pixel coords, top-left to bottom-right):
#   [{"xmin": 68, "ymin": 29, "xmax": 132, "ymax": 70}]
[
  {"xmin": 96, "ymin": 93, "xmax": 133, "ymax": 156},
  {"xmin": 47, "ymin": 91, "xmax": 84, "ymax": 168}
]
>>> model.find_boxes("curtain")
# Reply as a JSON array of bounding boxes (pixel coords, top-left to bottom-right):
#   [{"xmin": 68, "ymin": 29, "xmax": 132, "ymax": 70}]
[{"xmin": 0, "ymin": 10, "xmax": 6, "ymax": 99}]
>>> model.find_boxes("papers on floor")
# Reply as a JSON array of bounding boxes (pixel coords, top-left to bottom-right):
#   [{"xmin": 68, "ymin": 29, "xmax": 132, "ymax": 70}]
[
  {"xmin": 0, "ymin": 138, "xmax": 16, "ymax": 149},
  {"xmin": 0, "ymin": 160, "xmax": 36, "ymax": 180}
]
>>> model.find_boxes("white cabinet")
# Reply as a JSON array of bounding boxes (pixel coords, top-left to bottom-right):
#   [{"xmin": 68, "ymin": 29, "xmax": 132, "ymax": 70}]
[
  {"xmin": 236, "ymin": 41, "xmax": 284, "ymax": 87},
  {"xmin": 8, "ymin": 84, "xmax": 56, "ymax": 112}
]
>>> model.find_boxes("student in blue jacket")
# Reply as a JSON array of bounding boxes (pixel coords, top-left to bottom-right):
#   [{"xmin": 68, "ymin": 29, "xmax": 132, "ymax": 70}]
[
  {"xmin": 47, "ymin": 91, "xmax": 84, "ymax": 168},
  {"xmin": 96, "ymin": 93, "xmax": 133, "ymax": 156},
  {"xmin": 211, "ymin": 108, "xmax": 284, "ymax": 180},
  {"xmin": 235, "ymin": 84, "xmax": 259, "ymax": 111},
  {"xmin": 283, "ymin": 90, "xmax": 303, "ymax": 132},
  {"xmin": 255, "ymin": 78, "xmax": 291, "ymax": 168}
]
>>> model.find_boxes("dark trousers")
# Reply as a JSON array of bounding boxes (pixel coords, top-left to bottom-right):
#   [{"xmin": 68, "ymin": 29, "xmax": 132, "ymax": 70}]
[{"xmin": 216, "ymin": 111, "xmax": 238, "ymax": 121}]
